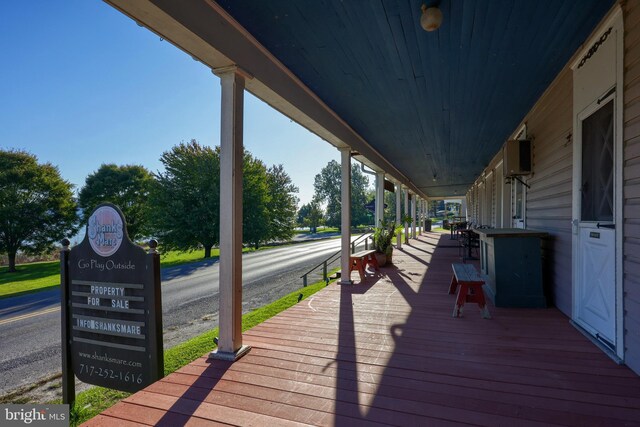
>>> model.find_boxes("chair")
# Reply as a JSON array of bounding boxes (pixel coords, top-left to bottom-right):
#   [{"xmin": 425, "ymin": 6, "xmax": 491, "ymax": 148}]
[
  {"xmin": 455, "ymin": 221, "xmax": 468, "ymax": 239},
  {"xmin": 459, "ymin": 229, "xmax": 480, "ymax": 262}
]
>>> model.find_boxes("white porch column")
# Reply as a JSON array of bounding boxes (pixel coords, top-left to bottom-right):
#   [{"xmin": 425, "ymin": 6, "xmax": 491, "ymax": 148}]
[
  {"xmin": 461, "ymin": 197, "xmax": 468, "ymax": 221},
  {"xmin": 418, "ymin": 197, "xmax": 423, "ymax": 235},
  {"xmin": 404, "ymin": 189, "xmax": 409, "ymax": 244},
  {"xmin": 395, "ymin": 183, "xmax": 402, "ymax": 249},
  {"xmin": 375, "ymin": 172, "xmax": 385, "ymax": 227},
  {"xmin": 411, "ymin": 195, "xmax": 417, "ymax": 239},
  {"xmin": 420, "ymin": 199, "xmax": 424, "ymax": 232},
  {"xmin": 423, "ymin": 199, "xmax": 427, "ymax": 230},
  {"xmin": 211, "ymin": 68, "xmax": 250, "ymax": 361},
  {"xmin": 339, "ymin": 147, "xmax": 352, "ymax": 285}
]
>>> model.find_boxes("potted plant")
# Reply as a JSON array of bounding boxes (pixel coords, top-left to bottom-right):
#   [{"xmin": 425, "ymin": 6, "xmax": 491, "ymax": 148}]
[
  {"xmin": 425, "ymin": 217, "xmax": 432, "ymax": 232},
  {"xmin": 372, "ymin": 220, "xmax": 399, "ymax": 266}
]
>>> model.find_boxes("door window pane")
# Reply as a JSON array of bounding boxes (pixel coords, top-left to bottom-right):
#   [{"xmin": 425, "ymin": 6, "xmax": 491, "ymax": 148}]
[
  {"xmin": 514, "ymin": 180, "xmax": 523, "ymax": 219},
  {"xmin": 581, "ymin": 100, "xmax": 614, "ymax": 222}
]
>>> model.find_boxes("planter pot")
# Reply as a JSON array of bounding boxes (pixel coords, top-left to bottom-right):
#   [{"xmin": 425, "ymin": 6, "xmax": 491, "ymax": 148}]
[
  {"xmin": 385, "ymin": 246, "xmax": 393, "ymax": 264},
  {"xmin": 374, "ymin": 252, "xmax": 387, "ymax": 267}
]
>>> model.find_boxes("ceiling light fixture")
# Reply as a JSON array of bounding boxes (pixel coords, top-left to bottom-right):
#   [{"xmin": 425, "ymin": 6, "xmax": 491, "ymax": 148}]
[{"xmin": 420, "ymin": 4, "xmax": 442, "ymax": 32}]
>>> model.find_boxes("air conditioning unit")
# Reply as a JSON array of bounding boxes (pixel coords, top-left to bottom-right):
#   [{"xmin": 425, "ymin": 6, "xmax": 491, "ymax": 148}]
[{"xmin": 503, "ymin": 139, "xmax": 532, "ymax": 176}]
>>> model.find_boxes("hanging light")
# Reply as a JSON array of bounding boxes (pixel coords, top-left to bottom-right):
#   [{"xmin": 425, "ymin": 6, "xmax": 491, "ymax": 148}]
[{"xmin": 420, "ymin": 4, "xmax": 442, "ymax": 32}]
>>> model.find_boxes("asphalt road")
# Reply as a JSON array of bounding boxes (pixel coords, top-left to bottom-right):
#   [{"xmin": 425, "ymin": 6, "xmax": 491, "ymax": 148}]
[{"xmin": 0, "ymin": 236, "xmax": 346, "ymax": 397}]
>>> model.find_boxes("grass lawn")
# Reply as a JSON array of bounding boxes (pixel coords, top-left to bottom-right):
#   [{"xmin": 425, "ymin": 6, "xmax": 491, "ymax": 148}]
[
  {"xmin": 158, "ymin": 248, "xmax": 220, "ymax": 268},
  {"xmin": 297, "ymin": 226, "xmax": 340, "ymax": 235},
  {"xmin": 64, "ymin": 275, "xmax": 335, "ymax": 426},
  {"xmin": 2, "ymin": 229, "xmax": 356, "ymax": 299},
  {"xmin": 0, "ymin": 262, "xmax": 61, "ymax": 298},
  {"xmin": 1, "ymin": 246, "xmax": 273, "ymax": 299}
]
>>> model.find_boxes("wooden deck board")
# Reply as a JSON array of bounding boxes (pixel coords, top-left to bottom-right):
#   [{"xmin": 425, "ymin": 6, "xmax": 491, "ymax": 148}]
[{"xmin": 83, "ymin": 233, "xmax": 640, "ymax": 426}]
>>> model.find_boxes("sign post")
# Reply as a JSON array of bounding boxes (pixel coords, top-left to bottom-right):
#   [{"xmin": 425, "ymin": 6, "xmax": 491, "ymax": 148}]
[
  {"xmin": 60, "ymin": 238, "xmax": 74, "ymax": 405},
  {"xmin": 60, "ymin": 203, "xmax": 163, "ymax": 405}
]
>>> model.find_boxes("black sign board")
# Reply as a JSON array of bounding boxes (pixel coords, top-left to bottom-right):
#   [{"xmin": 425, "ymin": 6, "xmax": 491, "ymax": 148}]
[
  {"xmin": 384, "ymin": 179, "xmax": 395, "ymax": 193},
  {"xmin": 60, "ymin": 203, "xmax": 163, "ymax": 403},
  {"xmin": 364, "ymin": 199, "xmax": 388, "ymax": 212}
]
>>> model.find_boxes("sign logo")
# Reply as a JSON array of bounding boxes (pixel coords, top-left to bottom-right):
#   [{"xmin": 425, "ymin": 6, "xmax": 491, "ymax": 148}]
[
  {"xmin": 88, "ymin": 206, "xmax": 124, "ymax": 257},
  {"xmin": 1, "ymin": 404, "xmax": 68, "ymax": 426}
]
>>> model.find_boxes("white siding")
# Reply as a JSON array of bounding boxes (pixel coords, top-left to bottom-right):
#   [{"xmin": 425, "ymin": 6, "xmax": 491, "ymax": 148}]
[{"xmin": 623, "ymin": 0, "xmax": 640, "ymax": 376}]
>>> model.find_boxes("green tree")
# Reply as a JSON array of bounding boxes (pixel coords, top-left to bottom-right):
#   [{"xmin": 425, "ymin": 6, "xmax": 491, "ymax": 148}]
[
  {"xmin": 313, "ymin": 160, "xmax": 370, "ymax": 229},
  {"xmin": 265, "ymin": 164, "xmax": 299, "ymax": 242},
  {"xmin": 297, "ymin": 204, "xmax": 309, "ymax": 228},
  {"xmin": 384, "ymin": 189, "xmax": 397, "ymax": 223},
  {"xmin": 150, "ymin": 140, "xmax": 299, "ymax": 256},
  {"xmin": 149, "ymin": 140, "xmax": 220, "ymax": 258},
  {"xmin": 364, "ymin": 188, "xmax": 377, "ymax": 226},
  {"xmin": 243, "ymin": 152, "xmax": 270, "ymax": 249},
  {"xmin": 78, "ymin": 164, "xmax": 153, "ymax": 240},
  {"xmin": 243, "ymin": 157, "xmax": 300, "ymax": 249},
  {"xmin": 297, "ymin": 199, "xmax": 324, "ymax": 233},
  {"xmin": 0, "ymin": 150, "xmax": 77, "ymax": 272},
  {"xmin": 313, "ymin": 161, "xmax": 341, "ymax": 228}
]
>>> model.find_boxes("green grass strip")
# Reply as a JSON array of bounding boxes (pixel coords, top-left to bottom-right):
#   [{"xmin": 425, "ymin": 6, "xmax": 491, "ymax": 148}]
[
  {"xmin": 296, "ymin": 227, "xmax": 339, "ymax": 235},
  {"xmin": 65, "ymin": 274, "xmax": 335, "ymax": 426},
  {"xmin": 1, "ymin": 237, "xmax": 339, "ymax": 299},
  {"xmin": 0, "ymin": 248, "xmax": 248, "ymax": 299},
  {"xmin": 0, "ymin": 262, "xmax": 61, "ymax": 298}
]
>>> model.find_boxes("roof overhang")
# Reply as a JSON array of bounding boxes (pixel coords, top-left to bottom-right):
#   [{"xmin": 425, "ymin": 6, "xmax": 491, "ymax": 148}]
[
  {"xmin": 105, "ymin": 0, "xmax": 426, "ymax": 196},
  {"xmin": 104, "ymin": 0, "xmax": 614, "ymax": 198}
]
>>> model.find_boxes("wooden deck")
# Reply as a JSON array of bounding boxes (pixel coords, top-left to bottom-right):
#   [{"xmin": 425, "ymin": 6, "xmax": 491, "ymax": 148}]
[{"xmin": 84, "ymin": 233, "xmax": 640, "ymax": 426}]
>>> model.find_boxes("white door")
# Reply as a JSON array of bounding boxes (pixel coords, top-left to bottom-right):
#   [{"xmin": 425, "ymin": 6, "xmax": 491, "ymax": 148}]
[
  {"xmin": 575, "ymin": 97, "xmax": 616, "ymax": 348},
  {"xmin": 478, "ymin": 182, "xmax": 485, "ymax": 226},
  {"xmin": 511, "ymin": 178, "xmax": 525, "ymax": 229},
  {"xmin": 495, "ymin": 162, "xmax": 505, "ymax": 228}
]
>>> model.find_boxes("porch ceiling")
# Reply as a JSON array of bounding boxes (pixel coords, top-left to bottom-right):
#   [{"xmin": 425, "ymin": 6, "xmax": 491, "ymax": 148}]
[{"xmin": 109, "ymin": 0, "xmax": 614, "ymax": 198}]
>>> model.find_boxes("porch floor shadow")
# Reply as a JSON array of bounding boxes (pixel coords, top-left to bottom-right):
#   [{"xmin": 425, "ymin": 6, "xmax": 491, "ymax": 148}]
[{"xmin": 83, "ymin": 232, "xmax": 640, "ymax": 426}]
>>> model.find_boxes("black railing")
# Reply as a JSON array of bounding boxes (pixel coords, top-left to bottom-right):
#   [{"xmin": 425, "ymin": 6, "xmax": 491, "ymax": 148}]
[{"xmin": 300, "ymin": 232, "xmax": 373, "ymax": 286}]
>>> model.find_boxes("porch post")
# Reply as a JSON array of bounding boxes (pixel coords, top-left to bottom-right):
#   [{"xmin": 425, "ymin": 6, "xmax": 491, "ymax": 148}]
[
  {"xmin": 375, "ymin": 172, "xmax": 385, "ymax": 227},
  {"xmin": 412, "ymin": 194, "xmax": 417, "ymax": 239},
  {"xmin": 339, "ymin": 147, "xmax": 352, "ymax": 285},
  {"xmin": 417, "ymin": 197, "xmax": 422, "ymax": 235},
  {"xmin": 424, "ymin": 198, "xmax": 429, "ymax": 230},
  {"xmin": 211, "ymin": 67, "xmax": 250, "ymax": 361},
  {"xmin": 422, "ymin": 198, "xmax": 426, "ymax": 233},
  {"xmin": 461, "ymin": 197, "xmax": 468, "ymax": 221},
  {"xmin": 395, "ymin": 183, "xmax": 402, "ymax": 249},
  {"xmin": 404, "ymin": 189, "xmax": 409, "ymax": 244}
]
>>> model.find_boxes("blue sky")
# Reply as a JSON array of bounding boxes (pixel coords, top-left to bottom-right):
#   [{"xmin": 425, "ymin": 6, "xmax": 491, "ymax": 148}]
[{"xmin": 0, "ymin": 1, "xmax": 344, "ymax": 206}]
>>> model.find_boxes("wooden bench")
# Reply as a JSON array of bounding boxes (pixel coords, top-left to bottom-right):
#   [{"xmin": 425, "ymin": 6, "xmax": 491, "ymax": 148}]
[
  {"xmin": 349, "ymin": 250, "xmax": 379, "ymax": 282},
  {"xmin": 449, "ymin": 263, "xmax": 491, "ymax": 319}
]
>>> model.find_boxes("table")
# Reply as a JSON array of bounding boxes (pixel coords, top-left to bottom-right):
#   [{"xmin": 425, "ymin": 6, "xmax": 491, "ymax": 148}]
[
  {"xmin": 475, "ymin": 228, "xmax": 548, "ymax": 307},
  {"xmin": 449, "ymin": 221, "xmax": 466, "ymax": 239}
]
